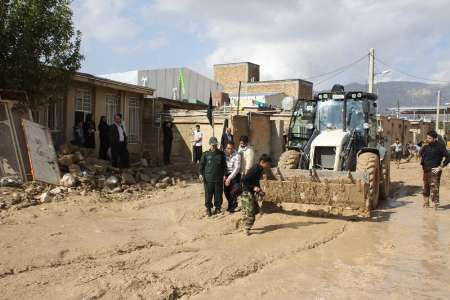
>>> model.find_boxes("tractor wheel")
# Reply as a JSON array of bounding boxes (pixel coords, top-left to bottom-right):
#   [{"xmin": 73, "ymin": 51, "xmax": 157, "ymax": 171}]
[
  {"xmin": 278, "ymin": 150, "xmax": 300, "ymax": 169},
  {"xmin": 379, "ymin": 156, "xmax": 390, "ymax": 200},
  {"xmin": 357, "ymin": 152, "xmax": 380, "ymax": 210}
]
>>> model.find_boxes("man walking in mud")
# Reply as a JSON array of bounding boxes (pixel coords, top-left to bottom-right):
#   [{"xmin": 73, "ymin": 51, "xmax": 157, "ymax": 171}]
[
  {"xmin": 420, "ymin": 130, "xmax": 450, "ymax": 209},
  {"xmin": 199, "ymin": 137, "xmax": 227, "ymax": 217},
  {"xmin": 391, "ymin": 138, "xmax": 403, "ymax": 168},
  {"xmin": 240, "ymin": 154, "xmax": 272, "ymax": 235}
]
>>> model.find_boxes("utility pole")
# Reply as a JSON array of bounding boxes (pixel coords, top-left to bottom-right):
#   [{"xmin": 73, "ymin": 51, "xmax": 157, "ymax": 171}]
[
  {"xmin": 237, "ymin": 81, "xmax": 241, "ymax": 116},
  {"xmin": 368, "ymin": 48, "xmax": 375, "ymax": 93},
  {"xmin": 436, "ymin": 90, "xmax": 441, "ymax": 132}
]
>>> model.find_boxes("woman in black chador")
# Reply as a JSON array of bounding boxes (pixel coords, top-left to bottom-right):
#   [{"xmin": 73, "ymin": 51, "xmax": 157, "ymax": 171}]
[
  {"xmin": 83, "ymin": 113, "xmax": 96, "ymax": 149},
  {"xmin": 98, "ymin": 116, "xmax": 109, "ymax": 160}
]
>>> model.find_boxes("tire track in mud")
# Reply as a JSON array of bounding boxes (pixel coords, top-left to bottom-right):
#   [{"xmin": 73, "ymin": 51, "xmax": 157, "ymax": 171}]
[
  {"xmin": 155, "ymin": 224, "xmax": 348, "ymax": 299},
  {"xmin": 0, "ymin": 240, "xmax": 162, "ymax": 279},
  {"xmin": 1, "ymin": 224, "xmax": 347, "ymax": 299}
]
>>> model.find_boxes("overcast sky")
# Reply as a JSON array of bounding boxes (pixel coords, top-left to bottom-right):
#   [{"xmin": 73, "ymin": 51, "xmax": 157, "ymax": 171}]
[{"xmin": 72, "ymin": 0, "xmax": 450, "ymax": 87}]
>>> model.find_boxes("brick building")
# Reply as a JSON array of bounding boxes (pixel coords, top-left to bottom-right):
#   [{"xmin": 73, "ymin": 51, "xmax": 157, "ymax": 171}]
[{"xmin": 213, "ymin": 62, "xmax": 313, "ymax": 100}]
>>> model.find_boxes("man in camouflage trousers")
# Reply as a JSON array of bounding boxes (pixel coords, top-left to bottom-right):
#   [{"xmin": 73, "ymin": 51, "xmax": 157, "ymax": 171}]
[
  {"xmin": 240, "ymin": 154, "xmax": 272, "ymax": 235},
  {"xmin": 420, "ymin": 130, "xmax": 450, "ymax": 209}
]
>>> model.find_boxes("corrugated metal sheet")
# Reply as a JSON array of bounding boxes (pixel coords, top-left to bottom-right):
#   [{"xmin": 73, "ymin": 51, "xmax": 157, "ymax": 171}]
[{"xmin": 138, "ymin": 68, "xmax": 223, "ymax": 104}]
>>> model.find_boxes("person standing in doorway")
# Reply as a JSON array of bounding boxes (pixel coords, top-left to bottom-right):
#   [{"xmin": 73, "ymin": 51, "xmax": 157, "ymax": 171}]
[
  {"xmin": 391, "ymin": 138, "xmax": 403, "ymax": 168},
  {"xmin": 192, "ymin": 124, "xmax": 203, "ymax": 163},
  {"xmin": 98, "ymin": 116, "xmax": 109, "ymax": 160},
  {"xmin": 109, "ymin": 113, "xmax": 129, "ymax": 169},
  {"xmin": 240, "ymin": 154, "xmax": 273, "ymax": 235},
  {"xmin": 199, "ymin": 137, "xmax": 227, "ymax": 217},
  {"xmin": 420, "ymin": 130, "xmax": 450, "ymax": 209},
  {"xmin": 220, "ymin": 127, "xmax": 234, "ymax": 151},
  {"xmin": 83, "ymin": 113, "xmax": 96, "ymax": 149},
  {"xmin": 163, "ymin": 121, "xmax": 174, "ymax": 165},
  {"xmin": 224, "ymin": 141, "xmax": 241, "ymax": 213},
  {"xmin": 238, "ymin": 135, "xmax": 255, "ymax": 176},
  {"xmin": 72, "ymin": 120, "xmax": 85, "ymax": 147}
]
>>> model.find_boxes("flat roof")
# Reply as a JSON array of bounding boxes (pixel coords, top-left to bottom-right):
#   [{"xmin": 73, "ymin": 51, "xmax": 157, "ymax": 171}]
[
  {"xmin": 243, "ymin": 78, "xmax": 313, "ymax": 86},
  {"xmin": 229, "ymin": 92, "xmax": 285, "ymax": 97},
  {"xmin": 213, "ymin": 62, "xmax": 260, "ymax": 67},
  {"xmin": 386, "ymin": 106, "xmax": 450, "ymax": 114},
  {"xmin": 74, "ymin": 72, "xmax": 154, "ymax": 95}
]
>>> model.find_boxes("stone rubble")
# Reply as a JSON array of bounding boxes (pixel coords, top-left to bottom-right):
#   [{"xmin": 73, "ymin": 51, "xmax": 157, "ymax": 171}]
[{"xmin": 0, "ymin": 143, "xmax": 199, "ymax": 211}]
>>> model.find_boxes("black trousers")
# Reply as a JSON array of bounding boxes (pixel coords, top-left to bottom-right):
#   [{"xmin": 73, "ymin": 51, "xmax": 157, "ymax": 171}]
[
  {"xmin": 193, "ymin": 146, "xmax": 202, "ymax": 163},
  {"xmin": 163, "ymin": 140, "xmax": 172, "ymax": 164},
  {"xmin": 224, "ymin": 173, "xmax": 241, "ymax": 210},
  {"xmin": 111, "ymin": 142, "xmax": 129, "ymax": 168},
  {"xmin": 99, "ymin": 139, "xmax": 109, "ymax": 160},
  {"xmin": 204, "ymin": 181, "xmax": 223, "ymax": 209}
]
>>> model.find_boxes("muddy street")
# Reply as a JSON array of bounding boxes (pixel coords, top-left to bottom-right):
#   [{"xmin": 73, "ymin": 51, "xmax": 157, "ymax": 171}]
[{"xmin": 0, "ymin": 161, "xmax": 449, "ymax": 300}]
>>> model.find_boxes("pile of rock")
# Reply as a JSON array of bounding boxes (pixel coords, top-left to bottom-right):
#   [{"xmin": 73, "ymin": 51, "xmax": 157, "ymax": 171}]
[
  {"xmin": 0, "ymin": 145, "xmax": 199, "ymax": 211},
  {"xmin": 56, "ymin": 143, "xmax": 197, "ymax": 195}
]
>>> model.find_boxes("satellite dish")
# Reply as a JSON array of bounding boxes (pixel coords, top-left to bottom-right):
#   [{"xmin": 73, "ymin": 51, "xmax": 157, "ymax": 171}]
[{"xmin": 282, "ymin": 96, "xmax": 295, "ymax": 111}]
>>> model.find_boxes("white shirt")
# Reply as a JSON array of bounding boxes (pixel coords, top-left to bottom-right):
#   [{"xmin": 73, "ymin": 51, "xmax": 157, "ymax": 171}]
[
  {"xmin": 391, "ymin": 142, "xmax": 402, "ymax": 152},
  {"xmin": 238, "ymin": 145, "xmax": 255, "ymax": 175},
  {"xmin": 226, "ymin": 151, "xmax": 241, "ymax": 180},
  {"xmin": 193, "ymin": 131, "xmax": 203, "ymax": 146},
  {"xmin": 115, "ymin": 122, "xmax": 126, "ymax": 142}
]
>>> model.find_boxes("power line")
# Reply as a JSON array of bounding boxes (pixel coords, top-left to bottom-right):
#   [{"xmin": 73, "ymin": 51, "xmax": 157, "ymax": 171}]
[
  {"xmin": 304, "ymin": 54, "xmax": 368, "ymax": 80},
  {"xmin": 375, "ymin": 57, "xmax": 450, "ymax": 84},
  {"xmin": 313, "ymin": 56, "xmax": 367, "ymax": 87}
]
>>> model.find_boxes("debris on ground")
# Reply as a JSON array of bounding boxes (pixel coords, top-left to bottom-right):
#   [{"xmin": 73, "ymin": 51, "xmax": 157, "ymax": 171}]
[{"xmin": 0, "ymin": 144, "xmax": 199, "ymax": 211}]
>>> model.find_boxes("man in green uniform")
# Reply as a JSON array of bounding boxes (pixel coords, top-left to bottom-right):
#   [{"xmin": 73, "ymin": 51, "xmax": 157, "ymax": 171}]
[{"xmin": 199, "ymin": 137, "xmax": 227, "ymax": 216}]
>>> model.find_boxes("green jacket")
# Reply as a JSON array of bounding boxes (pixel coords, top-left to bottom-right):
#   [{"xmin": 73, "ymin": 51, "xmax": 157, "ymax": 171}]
[{"xmin": 200, "ymin": 149, "xmax": 227, "ymax": 182}]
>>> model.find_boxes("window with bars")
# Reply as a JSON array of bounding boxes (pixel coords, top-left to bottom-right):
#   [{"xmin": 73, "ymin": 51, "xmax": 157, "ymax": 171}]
[
  {"xmin": 106, "ymin": 94, "xmax": 119, "ymax": 124},
  {"xmin": 75, "ymin": 89, "xmax": 92, "ymax": 123},
  {"xmin": 127, "ymin": 97, "xmax": 140, "ymax": 144}
]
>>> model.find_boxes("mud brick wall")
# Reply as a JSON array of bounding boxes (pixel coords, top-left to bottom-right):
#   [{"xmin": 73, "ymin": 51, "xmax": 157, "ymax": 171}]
[
  {"xmin": 214, "ymin": 63, "xmax": 255, "ymax": 91},
  {"xmin": 170, "ymin": 115, "xmax": 227, "ymax": 162},
  {"xmin": 249, "ymin": 113, "xmax": 272, "ymax": 160}
]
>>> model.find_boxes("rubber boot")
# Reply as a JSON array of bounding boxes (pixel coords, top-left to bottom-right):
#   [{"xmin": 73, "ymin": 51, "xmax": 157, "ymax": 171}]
[{"xmin": 423, "ymin": 196, "xmax": 430, "ymax": 208}]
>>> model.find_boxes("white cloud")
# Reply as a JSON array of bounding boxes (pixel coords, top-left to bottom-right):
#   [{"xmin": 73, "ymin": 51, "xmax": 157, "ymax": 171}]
[
  {"xmin": 73, "ymin": 0, "xmax": 140, "ymax": 43},
  {"xmin": 99, "ymin": 70, "xmax": 138, "ymax": 85},
  {"xmin": 151, "ymin": 0, "xmax": 450, "ymax": 85}
]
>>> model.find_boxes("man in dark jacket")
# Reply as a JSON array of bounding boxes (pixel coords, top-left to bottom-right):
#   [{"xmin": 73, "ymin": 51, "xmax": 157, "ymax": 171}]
[
  {"xmin": 109, "ymin": 113, "xmax": 129, "ymax": 169},
  {"xmin": 240, "ymin": 154, "xmax": 272, "ymax": 235},
  {"xmin": 220, "ymin": 127, "xmax": 234, "ymax": 151},
  {"xmin": 199, "ymin": 137, "xmax": 227, "ymax": 216},
  {"xmin": 420, "ymin": 130, "xmax": 450, "ymax": 209},
  {"xmin": 163, "ymin": 122, "xmax": 173, "ymax": 164}
]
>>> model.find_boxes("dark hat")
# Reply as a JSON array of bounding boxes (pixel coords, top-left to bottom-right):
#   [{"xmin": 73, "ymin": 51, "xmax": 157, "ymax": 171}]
[{"xmin": 209, "ymin": 136, "xmax": 219, "ymax": 145}]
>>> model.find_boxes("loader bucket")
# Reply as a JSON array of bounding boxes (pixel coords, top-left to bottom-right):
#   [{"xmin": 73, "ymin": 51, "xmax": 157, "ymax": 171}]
[{"xmin": 261, "ymin": 168, "xmax": 371, "ymax": 218}]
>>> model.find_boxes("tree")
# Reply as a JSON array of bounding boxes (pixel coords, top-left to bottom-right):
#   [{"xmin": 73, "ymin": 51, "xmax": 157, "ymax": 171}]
[{"xmin": 0, "ymin": 0, "xmax": 83, "ymax": 107}]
